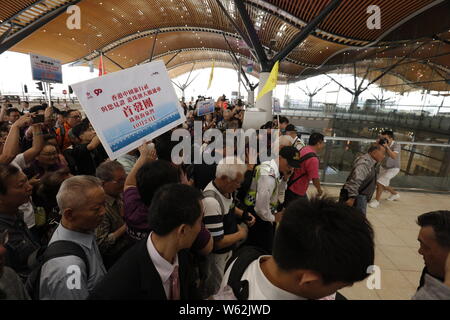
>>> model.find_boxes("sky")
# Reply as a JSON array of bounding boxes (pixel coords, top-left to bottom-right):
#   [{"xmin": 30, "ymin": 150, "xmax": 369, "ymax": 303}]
[{"xmin": 0, "ymin": 51, "xmax": 448, "ymax": 114}]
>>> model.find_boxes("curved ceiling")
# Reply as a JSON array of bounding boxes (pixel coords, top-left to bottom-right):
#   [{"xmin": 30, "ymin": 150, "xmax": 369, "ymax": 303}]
[{"xmin": 1, "ymin": 0, "xmax": 449, "ymax": 92}]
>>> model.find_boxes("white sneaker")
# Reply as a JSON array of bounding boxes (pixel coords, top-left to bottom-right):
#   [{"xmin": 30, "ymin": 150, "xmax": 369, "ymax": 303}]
[
  {"xmin": 387, "ymin": 194, "xmax": 400, "ymax": 201},
  {"xmin": 368, "ymin": 200, "xmax": 380, "ymax": 208}
]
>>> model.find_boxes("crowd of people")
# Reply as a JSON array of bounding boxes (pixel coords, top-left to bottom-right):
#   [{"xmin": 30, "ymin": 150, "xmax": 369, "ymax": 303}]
[{"xmin": 0, "ymin": 96, "xmax": 448, "ymax": 301}]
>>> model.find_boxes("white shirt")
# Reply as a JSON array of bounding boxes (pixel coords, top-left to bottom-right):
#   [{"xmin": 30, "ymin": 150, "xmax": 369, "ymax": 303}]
[
  {"xmin": 254, "ymin": 159, "xmax": 285, "ymax": 222},
  {"xmin": 11, "ymin": 153, "xmax": 35, "ymax": 229},
  {"xmin": 220, "ymin": 256, "xmax": 306, "ymax": 300},
  {"xmin": 146, "ymin": 232, "xmax": 179, "ymax": 299}
]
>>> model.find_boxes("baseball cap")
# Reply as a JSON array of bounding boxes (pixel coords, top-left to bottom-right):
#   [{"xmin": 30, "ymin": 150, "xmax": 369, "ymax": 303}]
[{"xmin": 279, "ymin": 146, "xmax": 301, "ymax": 168}]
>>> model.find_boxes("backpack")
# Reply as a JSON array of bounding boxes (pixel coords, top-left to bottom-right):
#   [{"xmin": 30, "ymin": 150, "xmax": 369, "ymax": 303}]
[
  {"xmin": 287, "ymin": 150, "xmax": 318, "ymax": 188},
  {"xmin": 235, "ymin": 165, "xmax": 258, "ymax": 206},
  {"xmin": 226, "ymin": 245, "xmax": 268, "ymax": 300},
  {"xmin": 25, "ymin": 240, "xmax": 90, "ymax": 300}
]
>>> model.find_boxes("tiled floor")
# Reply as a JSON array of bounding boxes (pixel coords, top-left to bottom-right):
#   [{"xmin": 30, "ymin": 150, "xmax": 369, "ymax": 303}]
[{"xmin": 312, "ymin": 186, "xmax": 450, "ymax": 300}]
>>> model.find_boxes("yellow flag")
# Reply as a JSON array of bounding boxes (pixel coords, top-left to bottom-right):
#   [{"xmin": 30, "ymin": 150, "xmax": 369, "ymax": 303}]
[
  {"xmin": 256, "ymin": 61, "xmax": 279, "ymax": 101},
  {"xmin": 207, "ymin": 60, "xmax": 215, "ymax": 89}
]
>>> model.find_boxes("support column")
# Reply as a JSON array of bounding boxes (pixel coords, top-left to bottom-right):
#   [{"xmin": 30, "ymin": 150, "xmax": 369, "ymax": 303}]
[
  {"xmin": 247, "ymin": 90, "xmax": 255, "ymax": 106},
  {"xmin": 255, "ymin": 72, "xmax": 272, "ymax": 122}
]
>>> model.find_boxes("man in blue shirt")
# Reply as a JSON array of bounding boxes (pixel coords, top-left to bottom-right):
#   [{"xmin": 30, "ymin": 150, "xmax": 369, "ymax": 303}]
[{"xmin": 39, "ymin": 175, "xmax": 107, "ymax": 300}]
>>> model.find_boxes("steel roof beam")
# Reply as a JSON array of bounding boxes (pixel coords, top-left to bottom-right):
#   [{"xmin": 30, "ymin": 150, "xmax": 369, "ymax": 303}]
[
  {"xmin": 222, "ymin": 32, "xmax": 253, "ymax": 89},
  {"xmin": 0, "ymin": 0, "xmax": 81, "ymax": 55},
  {"xmin": 214, "ymin": 0, "xmax": 253, "ymax": 51},
  {"xmin": 272, "ymin": 0, "xmax": 343, "ymax": 64},
  {"xmin": 102, "ymin": 53, "xmax": 125, "ymax": 70},
  {"xmin": 234, "ymin": 0, "xmax": 270, "ymax": 70},
  {"xmin": 166, "ymin": 49, "xmax": 182, "ymax": 67}
]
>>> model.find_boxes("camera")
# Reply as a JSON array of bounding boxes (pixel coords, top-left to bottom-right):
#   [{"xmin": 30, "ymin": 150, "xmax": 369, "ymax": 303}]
[{"xmin": 379, "ymin": 138, "xmax": 388, "ymax": 146}]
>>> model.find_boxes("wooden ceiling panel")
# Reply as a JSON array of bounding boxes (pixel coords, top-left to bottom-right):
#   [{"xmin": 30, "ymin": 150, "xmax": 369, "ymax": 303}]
[{"xmin": 2, "ymin": 0, "xmax": 448, "ymax": 91}]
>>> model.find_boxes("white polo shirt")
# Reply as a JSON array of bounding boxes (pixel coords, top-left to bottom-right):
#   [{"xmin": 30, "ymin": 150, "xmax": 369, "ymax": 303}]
[{"xmin": 219, "ymin": 256, "xmax": 306, "ymax": 300}]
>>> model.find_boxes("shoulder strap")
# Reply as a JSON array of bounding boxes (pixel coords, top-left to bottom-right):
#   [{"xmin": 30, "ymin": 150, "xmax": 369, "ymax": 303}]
[
  {"xmin": 42, "ymin": 240, "xmax": 90, "ymax": 273},
  {"xmin": 298, "ymin": 152, "xmax": 318, "ymax": 164},
  {"xmin": 26, "ymin": 240, "xmax": 90, "ymax": 300},
  {"xmin": 203, "ymin": 190, "xmax": 226, "ymax": 216},
  {"xmin": 227, "ymin": 246, "xmax": 267, "ymax": 300},
  {"xmin": 287, "ymin": 152, "xmax": 318, "ymax": 187}
]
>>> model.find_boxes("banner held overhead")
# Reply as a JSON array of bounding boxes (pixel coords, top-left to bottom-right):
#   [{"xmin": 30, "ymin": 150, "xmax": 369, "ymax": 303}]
[{"xmin": 71, "ymin": 60, "xmax": 186, "ymax": 160}]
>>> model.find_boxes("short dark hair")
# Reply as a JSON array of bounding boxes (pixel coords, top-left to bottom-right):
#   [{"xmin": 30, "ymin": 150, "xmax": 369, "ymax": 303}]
[
  {"xmin": 154, "ymin": 131, "xmax": 177, "ymax": 162},
  {"xmin": 6, "ymin": 108, "xmax": 20, "ymax": 116},
  {"xmin": 148, "ymin": 183, "xmax": 204, "ymax": 236},
  {"xmin": 381, "ymin": 130, "xmax": 394, "ymax": 139},
  {"xmin": 29, "ymin": 105, "xmax": 46, "ymax": 114},
  {"xmin": 285, "ymin": 124, "xmax": 296, "ymax": 132},
  {"xmin": 96, "ymin": 161, "xmax": 125, "ymax": 182},
  {"xmin": 37, "ymin": 167, "xmax": 71, "ymax": 206},
  {"xmin": 67, "ymin": 109, "xmax": 80, "ymax": 116},
  {"xmin": 417, "ymin": 211, "xmax": 450, "ymax": 248},
  {"xmin": 308, "ymin": 133, "xmax": 324, "ymax": 146},
  {"xmin": 69, "ymin": 121, "xmax": 90, "ymax": 139},
  {"xmin": 136, "ymin": 160, "xmax": 180, "ymax": 206},
  {"xmin": 273, "ymin": 197, "xmax": 374, "ymax": 284},
  {"xmin": 260, "ymin": 121, "xmax": 274, "ymax": 129},
  {"xmin": 368, "ymin": 144, "xmax": 383, "ymax": 153},
  {"xmin": 0, "ymin": 164, "xmax": 20, "ymax": 195},
  {"xmin": 279, "ymin": 116, "xmax": 289, "ymax": 124}
]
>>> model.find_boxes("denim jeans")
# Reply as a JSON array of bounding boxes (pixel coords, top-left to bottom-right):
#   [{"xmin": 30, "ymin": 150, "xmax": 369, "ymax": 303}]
[{"xmin": 354, "ymin": 195, "xmax": 368, "ymax": 216}]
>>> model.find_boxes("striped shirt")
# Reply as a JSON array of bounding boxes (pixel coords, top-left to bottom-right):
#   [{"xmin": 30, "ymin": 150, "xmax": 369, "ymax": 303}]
[{"xmin": 202, "ymin": 182, "xmax": 233, "ymax": 241}]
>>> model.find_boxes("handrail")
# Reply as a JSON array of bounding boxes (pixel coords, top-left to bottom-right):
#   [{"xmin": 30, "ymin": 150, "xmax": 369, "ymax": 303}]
[{"xmin": 300, "ymin": 135, "xmax": 450, "ymax": 148}]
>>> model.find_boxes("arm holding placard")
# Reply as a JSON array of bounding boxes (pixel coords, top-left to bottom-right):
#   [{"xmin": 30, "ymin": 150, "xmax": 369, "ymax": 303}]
[{"xmin": 124, "ymin": 142, "xmax": 157, "ymax": 191}]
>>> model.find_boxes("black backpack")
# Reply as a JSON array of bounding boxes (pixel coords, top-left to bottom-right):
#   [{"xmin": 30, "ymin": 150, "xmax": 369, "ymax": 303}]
[
  {"xmin": 25, "ymin": 240, "xmax": 90, "ymax": 300},
  {"xmin": 226, "ymin": 245, "xmax": 268, "ymax": 300}
]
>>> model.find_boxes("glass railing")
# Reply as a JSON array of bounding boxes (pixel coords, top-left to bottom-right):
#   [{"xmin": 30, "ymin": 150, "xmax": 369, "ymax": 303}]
[
  {"xmin": 280, "ymin": 106, "xmax": 450, "ymax": 132},
  {"xmin": 302, "ymin": 136, "xmax": 450, "ymax": 192}
]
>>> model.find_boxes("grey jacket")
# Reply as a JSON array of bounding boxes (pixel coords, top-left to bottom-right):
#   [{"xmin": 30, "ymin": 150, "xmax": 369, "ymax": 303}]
[
  {"xmin": 342, "ymin": 153, "xmax": 379, "ymax": 200},
  {"xmin": 412, "ymin": 274, "xmax": 450, "ymax": 300}
]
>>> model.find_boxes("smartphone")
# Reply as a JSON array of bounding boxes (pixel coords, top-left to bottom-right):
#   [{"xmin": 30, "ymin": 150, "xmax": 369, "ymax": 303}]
[{"xmin": 32, "ymin": 114, "xmax": 45, "ymax": 124}]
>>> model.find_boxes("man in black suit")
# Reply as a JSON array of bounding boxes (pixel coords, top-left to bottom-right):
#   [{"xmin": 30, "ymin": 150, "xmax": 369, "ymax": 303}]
[{"xmin": 89, "ymin": 183, "xmax": 204, "ymax": 300}]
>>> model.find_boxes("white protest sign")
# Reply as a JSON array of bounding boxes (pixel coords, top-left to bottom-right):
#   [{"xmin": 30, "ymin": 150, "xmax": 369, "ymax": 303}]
[
  {"xmin": 30, "ymin": 53, "xmax": 63, "ymax": 83},
  {"xmin": 242, "ymin": 108, "xmax": 267, "ymax": 130},
  {"xmin": 71, "ymin": 60, "xmax": 186, "ymax": 160},
  {"xmin": 197, "ymin": 99, "xmax": 215, "ymax": 116}
]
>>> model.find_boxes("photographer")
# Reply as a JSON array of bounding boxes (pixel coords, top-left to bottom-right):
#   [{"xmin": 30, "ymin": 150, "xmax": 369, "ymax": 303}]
[
  {"xmin": 340, "ymin": 144, "xmax": 385, "ymax": 215},
  {"xmin": 369, "ymin": 130, "xmax": 401, "ymax": 209}
]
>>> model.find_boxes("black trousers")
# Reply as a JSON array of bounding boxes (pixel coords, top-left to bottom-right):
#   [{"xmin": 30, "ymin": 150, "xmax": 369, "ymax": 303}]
[
  {"xmin": 284, "ymin": 189, "xmax": 308, "ymax": 208},
  {"xmin": 245, "ymin": 208, "xmax": 275, "ymax": 254}
]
